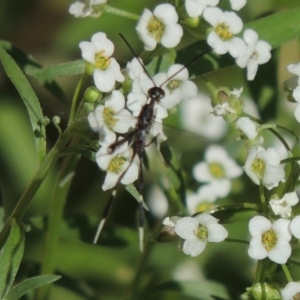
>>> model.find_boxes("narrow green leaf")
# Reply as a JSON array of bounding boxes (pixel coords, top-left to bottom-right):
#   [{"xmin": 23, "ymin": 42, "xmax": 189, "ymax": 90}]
[
  {"xmin": 206, "ymin": 203, "xmax": 260, "ymax": 224},
  {"xmin": 159, "ymin": 142, "xmax": 186, "ymax": 214},
  {"xmin": 4, "ymin": 275, "xmax": 61, "ymax": 300},
  {"xmin": 0, "ymin": 40, "xmax": 69, "ymax": 103},
  {"xmin": 0, "ymin": 45, "xmax": 46, "ymax": 162},
  {"xmin": 26, "ymin": 60, "xmax": 85, "ymax": 79},
  {"xmin": 244, "ymin": 9, "xmax": 300, "ymax": 49},
  {"xmin": 0, "ymin": 220, "xmax": 24, "ymax": 298},
  {"xmin": 125, "ymin": 184, "xmax": 149, "ymax": 211}
]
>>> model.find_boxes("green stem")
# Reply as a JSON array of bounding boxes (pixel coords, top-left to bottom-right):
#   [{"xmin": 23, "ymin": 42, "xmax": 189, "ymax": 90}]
[
  {"xmin": 281, "ymin": 162, "xmax": 300, "ymax": 195},
  {"xmin": 0, "ymin": 119, "xmax": 83, "ymax": 250},
  {"xmin": 35, "ymin": 137, "xmax": 82, "ymax": 300},
  {"xmin": 281, "ymin": 264, "xmax": 293, "ymax": 282},
  {"xmin": 259, "ymin": 182, "xmax": 268, "ymax": 216},
  {"xmin": 68, "ymin": 72, "xmax": 87, "ymax": 126},
  {"xmin": 225, "ymin": 238, "xmax": 249, "ymax": 245},
  {"xmin": 253, "ymin": 259, "xmax": 269, "ymax": 283},
  {"xmin": 104, "ymin": 5, "xmax": 140, "ymax": 20}
]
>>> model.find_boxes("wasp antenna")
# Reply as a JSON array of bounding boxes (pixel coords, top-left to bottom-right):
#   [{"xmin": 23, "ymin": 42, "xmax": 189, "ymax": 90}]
[
  {"xmin": 119, "ymin": 33, "xmax": 157, "ymax": 87},
  {"xmin": 159, "ymin": 47, "xmax": 213, "ymax": 88}
]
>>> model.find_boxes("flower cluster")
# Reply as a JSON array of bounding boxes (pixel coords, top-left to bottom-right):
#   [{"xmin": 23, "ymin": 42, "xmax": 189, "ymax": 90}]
[{"xmin": 81, "ymin": 32, "xmax": 199, "ymax": 191}]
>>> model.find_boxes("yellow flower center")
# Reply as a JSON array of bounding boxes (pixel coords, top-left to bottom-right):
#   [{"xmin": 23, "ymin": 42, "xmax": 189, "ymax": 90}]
[
  {"xmin": 95, "ymin": 51, "xmax": 111, "ymax": 70},
  {"xmin": 108, "ymin": 156, "xmax": 126, "ymax": 174},
  {"xmin": 215, "ymin": 23, "xmax": 233, "ymax": 41},
  {"xmin": 195, "ymin": 224, "xmax": 208, "ymax": 241},
  {"xmin": 167, "ymin": 79, "xmax": 181, "ymax": 91},
  {"xmin": 103, "ymin": 107, "xmax": 118, "ymax": 130},
  {"xmin": 262, "ymin": 229, "xmax": 277, "ymax": 252},
  {"xmin": 147, "ymin": 16, "xmax": 165, "ymax": 42},
  {"xmin": 195, "ymin": 202, "xmax": 214, "ymax": 213},
  {"xmin": 209, "ymin": 162, "xmax": 225, "ymax": 179},
  {"xmin": 251, "ymin": 158, "xmax": 265, "ymax": 179}
]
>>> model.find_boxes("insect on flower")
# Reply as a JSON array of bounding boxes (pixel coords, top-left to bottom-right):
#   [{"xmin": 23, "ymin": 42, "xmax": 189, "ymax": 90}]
[{"xmin": 92, "ymin": 33, "xmax": 212, "ymax": 251}]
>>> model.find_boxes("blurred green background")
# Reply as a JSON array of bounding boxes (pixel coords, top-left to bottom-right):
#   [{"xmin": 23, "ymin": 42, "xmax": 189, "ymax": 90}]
[{"xmin": 1, "ymin": 0, "xmax": 300, "ymax": 299}]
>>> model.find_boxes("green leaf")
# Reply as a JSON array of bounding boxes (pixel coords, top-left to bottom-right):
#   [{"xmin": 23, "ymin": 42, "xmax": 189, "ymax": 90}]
[
  {"xmin": 125, "ymin": 184, "xmax": 149, "ymax": 211},
  {"xmin": 0, "ymin": 45, "xmax": 46, "ymax": 162},
  {"xmin": 159, "ymin": 142, "xmax": 186, "ymax": 214},
  {"xmin": 4, "ymin": 275, "xmax": 61, "ymax": 300},
  {"xmin": 0, "ymin": 220, "xmax": 24, "ymax": 298},
  {"xmin": 0, "ymin": 40, "xmax": 69, "ymax": 103},
  {"xmin": 244, "ymin": 9, "xmax": 300, "ymax": 49},
  {"xmin": 26, "ymin": 59, "xmax": 85, "ymax": 79},
  {"xmin": 145, "ymin": 49, "xmax": 177, "ymax": 77},
  {"xmin": 205, "ymin": 203, "xmax": 260, "ymax": 224},
  {"xmin": 152, "ymin": 280, "xmax": 230, "ymax": 300}
]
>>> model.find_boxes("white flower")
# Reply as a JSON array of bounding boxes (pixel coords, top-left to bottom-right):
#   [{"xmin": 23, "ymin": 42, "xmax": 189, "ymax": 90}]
[
  {"xmin": 136, "ymin": 4, "xmax": 183, "ymax": 51},
  {"xmin": 203, "ymin": 7, "xmax": 246, "ymax": 58},
  {"xmin": 186, "ymin": 184, "xmax": 217, "ymax": 214},
  {"xmin": 213, "ymin": 103, "xmax": 236, "ymax": 116},
  {"xmin": 288, "ymin": 84, "xmax": 300, "ymax": 122},
  {"xmin": 184, "ymin": 0, "xmax": 219, "ymax": 18},
  {"xmin": 69, "ymin": 0, "xmax": 106, "ymax": 18},
  {"xmin": 193, "ymin": 145, "xmax": 243, "ymax": 197},
  {"xmin": 180, "ymin": 93, "xmax": 227, "ymax": 139},
  {"xmin": 96, "ymin": 139, "xmax": 139, "ymax": 190},
  {"xmin": 79, "ymin": 32, "xmax": 124, "ymax": 92},
  {"xmin": 290, "ymin": 215, "xmax": 300, "ymax": 239},
  {"xmin": 244, "ymin": 146, "xmax": 285, "ymax": 190},
  {"xmin": 270, "ymin": 192, "xmax": 299, "ymax": 218},
  {"xmin": 287, "ymin": 62, "xmax": 300, "ymax": 77},
  {"xmin": 175, "ymin": 214, "xmax": 228, "ymax": 257},
  {"xmin": 229, "ymin": 0, "xmax": 247, "ymax": 10},
  {"xmin": 154, "ymin": 64, "xmax": 198, "ymax": 109},
  {"xmin": 248, "ymin": 216, "xmax": 292, "ymax": 264},
  {"xmin": 281, "ymin": 282, "xmax": 300, "ymax": 300},
  {"xmin": 236, "ymin": 29, "xmax": 271, "ymax": 80},
  {"xmin": 88, "ymin": 90, "xmax": 135, "ymax": 133},
  {"xmin": 236, "ymin": 116, "xmax": 258, "ymax": 140}
]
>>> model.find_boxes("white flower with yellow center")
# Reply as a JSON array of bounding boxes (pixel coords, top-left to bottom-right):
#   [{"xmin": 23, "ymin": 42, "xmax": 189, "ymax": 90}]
[
  {"xmin": 184, "ymin": 0, "xmax": 219, "ymax": 18},
  {"xmin": 244, "ymin": 146, "xmax": 285, "ymax": 190},
  {"xmin": 88, "ymin": 90, "xmax": 135, "ymax": 134},
  {"xmin": 193, "ymin": 145, "xmax": 243, "ymax": 197},
  {"xmin": 186, "ymin": 185, "xmax": 217, "ymax": 214},
  {"xmin": 248, "ymin": 216, "xmax": 292, "ymax": 264},
  {"xmin": 153, "ymin": 64, "xmax": 198, "ymax": 110},
  {"xmin": 203, "ymin": 7, "xmax": 246, "ymax": 58},
  {"xmin": 236, "ymin": 29, "xmax": 272, "ymax": 81},
  {"xmin": 79, "ymin": 32, "xmax": 124, "ymax": 92},
  {"xmin": 281, "ymin": 282, "xmax": 300, "ymax": 300},
  {"xmin": 96, "ymin": 135, "xmax": 139, "ymax": 191},
  {"xmin": 270, "ymin": 192, "xmax": 299, "ymax": 218},
  {"xmin": 175, "ymin": 214, "xmax": 228, "ymax": 257},
  {"xmin": 287, "ymin": 62, "xmax": 300, "ymax": 123},
  {"xmin": 136, "ymin": 3, "xmax": 183, "ymax": 51}
]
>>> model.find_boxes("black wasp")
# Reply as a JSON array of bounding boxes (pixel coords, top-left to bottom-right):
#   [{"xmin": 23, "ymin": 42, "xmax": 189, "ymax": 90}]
[{"xmin": 93, "ymin": 33, "xmax": 212, "ymax": 251}]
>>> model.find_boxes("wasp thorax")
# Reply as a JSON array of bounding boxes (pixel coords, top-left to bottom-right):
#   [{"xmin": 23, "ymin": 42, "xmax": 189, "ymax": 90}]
[{"xmin": 148, "ymin": 86, "xmax": 165, "ymax": 102}]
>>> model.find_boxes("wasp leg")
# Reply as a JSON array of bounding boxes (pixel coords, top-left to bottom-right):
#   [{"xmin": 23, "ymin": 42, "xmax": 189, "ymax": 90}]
[{"xmin": 93, "ymin": 188, "xmax": 117, "ymax": 244}]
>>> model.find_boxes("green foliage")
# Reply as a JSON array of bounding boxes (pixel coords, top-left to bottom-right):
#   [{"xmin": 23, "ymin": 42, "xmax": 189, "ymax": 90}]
[
  {"xmin": 1, "ymin": 1, "xmax": 300, "ymax": 299},
  {"xmin": 0, "ymin": 45, "xmax": 46, "ymax": 162}
]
